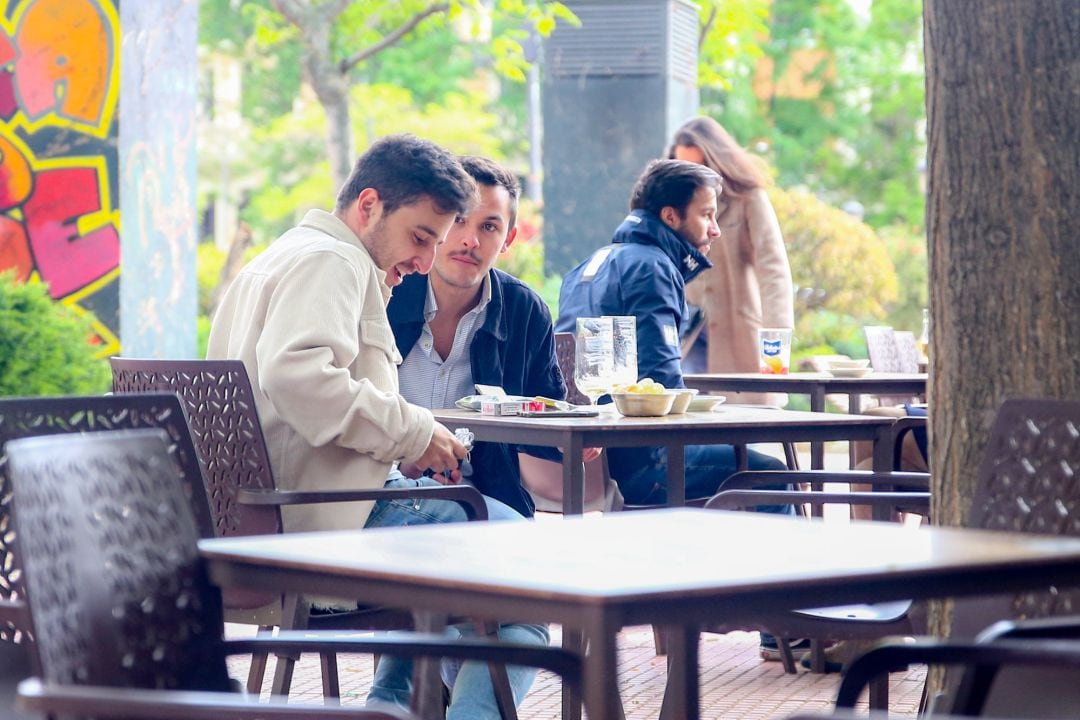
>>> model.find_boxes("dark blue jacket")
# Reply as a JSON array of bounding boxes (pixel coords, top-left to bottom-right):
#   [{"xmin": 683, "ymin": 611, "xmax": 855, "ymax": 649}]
[
  {"xmin": 388, "ymin": 269, "xmax": 565, "ymax": 517},
  {"xmin": 555, "ymin": 209, "xmax": 710, "ymax": 480}
]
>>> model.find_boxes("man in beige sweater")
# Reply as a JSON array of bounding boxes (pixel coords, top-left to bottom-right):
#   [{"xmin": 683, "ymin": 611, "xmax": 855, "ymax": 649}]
[{"xmin": 207, "ymin": 134, "xmax": 478, "ymax": 535}]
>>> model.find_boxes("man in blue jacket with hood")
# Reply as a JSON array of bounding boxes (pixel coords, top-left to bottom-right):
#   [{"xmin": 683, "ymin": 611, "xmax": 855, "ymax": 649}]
[{"xmin": 557, "ymin": 158, "xmax": 787, "ymax": 506}]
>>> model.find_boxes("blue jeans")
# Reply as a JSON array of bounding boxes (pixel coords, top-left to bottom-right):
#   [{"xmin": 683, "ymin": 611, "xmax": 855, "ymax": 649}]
[
  {"xmin": 363, "ymin": 473, "xmax": 526, "ymax": 527},
  {"xmin": 364, "ymin": 474, "xmax": 549, "ymax": 718},
  {"xmin": 615, "ymin": 444, "xmax": 790, "ymax": 511},
  {"xmin": 367, "ymin": 621, "xmax": 551, "ymax": 720}
]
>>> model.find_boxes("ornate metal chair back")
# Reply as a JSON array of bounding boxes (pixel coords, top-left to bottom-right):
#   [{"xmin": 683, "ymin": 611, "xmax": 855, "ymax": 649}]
[
  {"xmin": 0, "ymin": 393, "xmax": 211, "ymax": 645},
  {"xmin": 957, "ymin": 397, "xmax": 1080, "ymax": 631},
  {"xmin": 111, "ymin": 358, "xmax": 281, "ymax": 540},
  {"xmin": 7, "ymin": 429, "xmax": 233, "ymax": 694}
]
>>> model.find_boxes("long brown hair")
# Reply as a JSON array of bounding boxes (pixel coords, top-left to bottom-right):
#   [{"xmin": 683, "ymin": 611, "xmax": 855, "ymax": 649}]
[{"xmin": 666, "ymin": 117, "xmax": 767, "ymax": 198}]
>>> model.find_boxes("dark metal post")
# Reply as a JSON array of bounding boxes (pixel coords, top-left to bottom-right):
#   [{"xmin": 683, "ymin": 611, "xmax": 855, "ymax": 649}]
[{"xmin": 542, "ymin": 0, "xmax": 699, "ymax": 276}]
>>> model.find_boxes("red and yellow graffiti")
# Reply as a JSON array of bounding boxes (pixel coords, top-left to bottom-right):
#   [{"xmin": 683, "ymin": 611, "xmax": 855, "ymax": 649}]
[{"xmin": 0, "ymin": 0, "xmax": 120, "ymax": 356}]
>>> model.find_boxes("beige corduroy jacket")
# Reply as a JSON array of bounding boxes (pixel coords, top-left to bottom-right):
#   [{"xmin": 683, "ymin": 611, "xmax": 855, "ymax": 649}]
[
  {"xmin": 207, "ymin": 209, "xmax": 435, "ymax": 533},
  {"xmin": 684, "ymin": 188, "xmax": 795, "ymax": 404}
]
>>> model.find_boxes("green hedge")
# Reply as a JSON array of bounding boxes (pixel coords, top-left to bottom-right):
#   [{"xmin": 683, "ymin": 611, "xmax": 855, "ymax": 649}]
[{"xmin": 0, "ymin": 273, "xmax": 110, "ymax": 397}]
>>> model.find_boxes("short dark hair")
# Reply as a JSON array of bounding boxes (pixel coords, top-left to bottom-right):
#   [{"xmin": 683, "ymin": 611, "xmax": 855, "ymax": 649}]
[
  {"xmin": 629, "ymin": 159, "xmax": 722, "ymax": 218},
  {"xmin": 458, "ymin": 155, "xmax": 521, "ymax": 230},
  {"xmin": 336, "ymin": 134, "xmax": 476, "ymax": 216}
]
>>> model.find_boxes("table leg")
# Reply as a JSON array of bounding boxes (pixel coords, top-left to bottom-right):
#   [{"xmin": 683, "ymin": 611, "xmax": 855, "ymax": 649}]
[
  {"xmin": 412, "ymin": 611, "xmax": 449, "ymax": 720},
  {"xmin": 561, "ymin": 435, "xmax": 585, "ymax": 516},
  {"xmin": 810, "ymin": 387, "xmax": 826, "ymax": 470},
  {"xmin": 871, "ymin": 424, "xmax": 893, "ymax": 523},
  {"xmin": 666, "ymin": 444, "xmax": 686, "ymax": 506},
  {"xmin": 582, "ymin": 613, "xmax": 625, "ymax": 720},
  {"xmin": 561, "ymin": 628, "xmax": 585, "ymax": 720},
  {"xmin": 659, "ymin": 625, "xmax": 700, "ymax": 720},
  {"xmin": 848, "ymin": 393, "xmax": 863, "ymax": 468}
]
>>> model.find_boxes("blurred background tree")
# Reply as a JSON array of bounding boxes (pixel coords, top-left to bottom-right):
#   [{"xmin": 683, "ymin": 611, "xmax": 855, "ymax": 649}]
[{"xmin": 196, "ymin": 0, "xmax": 927, "ymax": 362}]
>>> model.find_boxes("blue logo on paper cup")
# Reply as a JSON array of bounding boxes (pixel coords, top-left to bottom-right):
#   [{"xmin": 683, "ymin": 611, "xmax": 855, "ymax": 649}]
[{"xmin": 763, "ymin": 339, "xmax": 782, "ymax": 357}]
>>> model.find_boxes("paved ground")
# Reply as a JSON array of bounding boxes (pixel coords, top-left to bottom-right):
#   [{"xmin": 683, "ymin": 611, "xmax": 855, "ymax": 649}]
[{"xmin": 225, "ymin": 624, "xmax": 925, "ymax": 718}]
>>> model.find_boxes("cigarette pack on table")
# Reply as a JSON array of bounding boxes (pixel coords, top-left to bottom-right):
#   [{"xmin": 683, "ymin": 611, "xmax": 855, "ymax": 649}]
[
  {"xmin": 481, "ymin": 400, "xmax": 521, "ymax": 416},
  {"xmin": 480, "ymin": 398, "xmax": 546, "ymax": 415}
]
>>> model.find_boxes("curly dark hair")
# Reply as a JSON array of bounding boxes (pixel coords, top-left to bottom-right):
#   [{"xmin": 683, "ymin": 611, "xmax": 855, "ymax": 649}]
[
  {"xmin": 629, "ymin": 159, "xmax": 722, "ymax": 218},
  {"xmin": 336, "ymin": 134, "xmax": 476, "ymax": 216}
]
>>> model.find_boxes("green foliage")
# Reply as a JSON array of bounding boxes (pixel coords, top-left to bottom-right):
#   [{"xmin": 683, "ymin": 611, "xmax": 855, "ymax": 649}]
[
  {"xmin": 0, "ymin": 273, "xmax": 110, "ymax": 397},
  {"xmin": 792, "ymin": 311, "xmax": 869, "ymax": 358},
  {"xmin": 696, "ymin": 0, "xmax": 770, "ymax": 90},
  {"xmin": 770, "ymin": 186, "xmax": 899, "ymax": 319},
  {"xmin": 702, "ymin": 0, "xmax": 926, "ymax": 230},
  {"xmin": 768, "ymin": 185, "xmax": 899, "ymax": 355},
  {"xmin": 878, "ymin": 223, "xmax": 928, "ymax": 333}
]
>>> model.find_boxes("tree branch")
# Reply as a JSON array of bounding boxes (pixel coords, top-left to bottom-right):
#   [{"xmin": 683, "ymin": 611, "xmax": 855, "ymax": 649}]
[
  {"xmin": 699, "ymin": 4, "xmax": 718, "ymax": 49},
  {"xmin": 273, "ymin": 0, "xmax": 350, "ymax": 35},
  {"xmin": 339, "ymin": 2, "xmax": 450, "ymax": 73}
]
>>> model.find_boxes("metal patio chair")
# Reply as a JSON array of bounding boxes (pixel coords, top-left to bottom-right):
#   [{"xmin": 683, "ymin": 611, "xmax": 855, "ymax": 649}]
[{"xmin": 6, "ymin": 429, "xmax": 580, "ymax": 720}]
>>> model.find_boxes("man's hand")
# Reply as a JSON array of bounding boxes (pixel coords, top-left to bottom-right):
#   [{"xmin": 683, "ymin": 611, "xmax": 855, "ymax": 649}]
[
  {"xmin": 557, "ymin": 446, "xmax": 603, "ymax": 463},
  {"xmin": 398, "ymin": 462, "xmax": 463, "ymax": 486},
  {"xmin": 413, "ymin": 422, "xmax": 467, "ymax": 481}
]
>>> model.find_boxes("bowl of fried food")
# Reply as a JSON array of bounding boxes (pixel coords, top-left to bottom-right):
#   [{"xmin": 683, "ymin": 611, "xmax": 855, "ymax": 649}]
[{"xmin": 610, "ymin": 379, "xmax": 677, "ymax": 417}]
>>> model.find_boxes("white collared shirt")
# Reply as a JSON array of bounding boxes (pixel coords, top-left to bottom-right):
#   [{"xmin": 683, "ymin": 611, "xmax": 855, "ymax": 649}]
[{"xmin": 399, "ymin": 275, "xmax": 492, "ymax": 409}]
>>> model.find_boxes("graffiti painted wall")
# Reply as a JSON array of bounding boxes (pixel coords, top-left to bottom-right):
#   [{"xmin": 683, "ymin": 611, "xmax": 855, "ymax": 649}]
[{"xmin": 0, "ymin": 0, "xmax": 121, "ymax": 356}]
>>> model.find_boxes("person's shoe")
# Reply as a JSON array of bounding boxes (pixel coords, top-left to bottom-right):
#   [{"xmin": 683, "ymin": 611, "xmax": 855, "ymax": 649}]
[
  {"xmin": 799, "ymin": 639, "xmax": 877, "ymax": 673},
  {"xmin": 758, "ymin": 633, "xmax": 812, "ymax": 661}
]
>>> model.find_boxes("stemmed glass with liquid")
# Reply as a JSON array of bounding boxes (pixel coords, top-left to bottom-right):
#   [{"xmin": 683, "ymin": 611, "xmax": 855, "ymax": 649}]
[{"xmin": 574, "ymin": 317, "xmax": 615, "ymax": 406}]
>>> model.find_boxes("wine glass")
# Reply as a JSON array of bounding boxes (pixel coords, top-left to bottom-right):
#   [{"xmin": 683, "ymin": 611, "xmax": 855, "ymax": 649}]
[{"xmin": 574, "ymin": 317, "xmax": 615, "ymax": 406}]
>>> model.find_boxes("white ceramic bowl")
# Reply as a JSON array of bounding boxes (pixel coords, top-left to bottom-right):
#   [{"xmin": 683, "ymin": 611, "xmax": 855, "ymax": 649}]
[
  {"xmin": 829, "ymin": 366, "xmax": 874, "ymax": 378},
  {"xmin": 686, "ymin": 395, "xmax": 726, "ymax": 412},
  {"xmin": 610, "ymin": 391, "xmax": 677, "ymax": 417},
  {"xmin": 667, "ymin": 388, "xmax": 699, "ymax": 414},
  {"xmin": 827, "ymin": 358, "xmax": 871, "ymax": 370}
]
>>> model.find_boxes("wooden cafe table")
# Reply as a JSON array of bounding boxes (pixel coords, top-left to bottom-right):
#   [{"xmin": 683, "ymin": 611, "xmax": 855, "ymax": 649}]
[
  {"xmin": 684, "ymin": 372, "xmax": 929, "ymax": 469},
  {"xmin": 200, "ymin": 508, "xmax": 1080, "ymax": 720},
  {"xmin": 433, "ymin": 405, "xmax": 895, "ymax": 515}
]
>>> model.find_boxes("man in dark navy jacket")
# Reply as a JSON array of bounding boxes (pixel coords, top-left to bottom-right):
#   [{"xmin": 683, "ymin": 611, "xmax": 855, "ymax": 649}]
[
  {"xmin": 557, "ymin": 159, "xmax": 787, "ymax": 506},
  {"xmin": 386, "ymin": 156, "xmax": 566, "ymax": 519},
  {"xmin": 376, "ymin": 156, "xmax": 559, "ymax": 717}
]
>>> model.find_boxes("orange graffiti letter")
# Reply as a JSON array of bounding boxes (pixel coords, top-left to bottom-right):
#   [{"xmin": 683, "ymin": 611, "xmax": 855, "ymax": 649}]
[
  {"xmin": 14, "ymin": 0, "xmax": 114, "ymax": 126},
  {"xmin": 0, "ymin": 134, "xmax": 33, "ymax": 210}
]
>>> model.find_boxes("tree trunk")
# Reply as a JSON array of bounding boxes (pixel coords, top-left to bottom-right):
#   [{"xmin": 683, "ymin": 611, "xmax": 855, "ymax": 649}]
[
  {"xmin": 271, "ymin": 0, "xmax": 355, "ymax": 194},
  {"xmin": 924, "ymin": 0, "xmax": 1080, "ymax": 636},
  {"xmin": 308, "ymin": 67, "xmax": 354, "ymax": 195}
]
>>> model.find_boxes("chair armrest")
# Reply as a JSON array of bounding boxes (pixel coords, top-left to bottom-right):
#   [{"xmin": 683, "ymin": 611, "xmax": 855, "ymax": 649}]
[
  {"xmin": 717, "ymin": 470, "xmax": 930, "ymax": 492},
  {"xmin": 978, "ymin": 615, "xmax": 1080, "ymax": 642},
  {"xmin": 224, "ymin": 631, "xmax": 581, "ymax": 686},
  {"xmin": 17, "ymin": 678, "xmax": 412, "ymax": 719},
  {"xmin": 891, "ymin": 416, "xmax": 927, "ymax": 468},
  {"xmin": 237, "ymin": 485, "xmax": 488, "ymax": 521},
  {"xmin": 836, "ymin": 638, "xmax": 1080, "ymax": 709},
  {"xmin": 705, "ymin": 490, "xmax": 930, "ymax": 512}
]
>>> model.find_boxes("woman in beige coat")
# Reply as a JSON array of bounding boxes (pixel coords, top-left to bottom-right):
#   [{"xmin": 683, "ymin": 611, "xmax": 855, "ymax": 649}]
[{"xmin": 668, "ymin": 117, "xmax": 795, "ymax": 404}]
